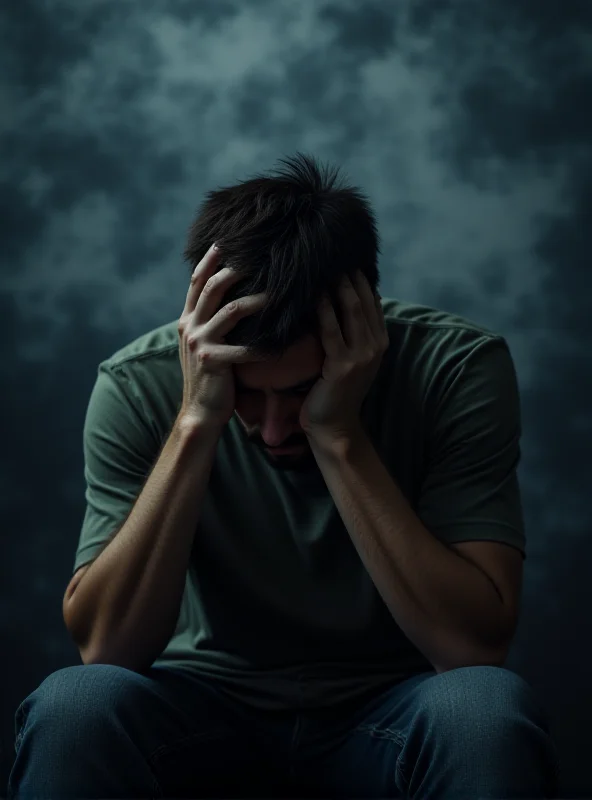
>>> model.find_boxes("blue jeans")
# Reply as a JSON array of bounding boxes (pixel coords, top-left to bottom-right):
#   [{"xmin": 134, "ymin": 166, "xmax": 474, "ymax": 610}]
[{"xmin": 7, "ymin": 663, "xmax": 559, "ymax": 798}]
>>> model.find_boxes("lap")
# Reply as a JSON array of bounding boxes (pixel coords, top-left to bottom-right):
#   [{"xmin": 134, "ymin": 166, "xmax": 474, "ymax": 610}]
[
  {"xmin": 16, "ymin": 663, "xmax": 295, "ymax": 798},
  {"xmin": 13, "ymin": 664, "xmax": 556, "ymax": 799}
]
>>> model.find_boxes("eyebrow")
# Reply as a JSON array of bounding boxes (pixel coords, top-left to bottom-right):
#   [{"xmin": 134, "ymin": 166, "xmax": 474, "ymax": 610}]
[{"xmin": 235, "ymin": 373, "xmax": 322, "ymax": 394}]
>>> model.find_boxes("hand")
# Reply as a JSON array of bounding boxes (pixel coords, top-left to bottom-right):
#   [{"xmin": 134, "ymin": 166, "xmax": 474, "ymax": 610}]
[
  {"xmin": 177, "ymin": 242, "xmax": 266, "ymax": 430},
  {"xmin": 299, "ymin": 270, "xmax": 389, "ymax": 445}
]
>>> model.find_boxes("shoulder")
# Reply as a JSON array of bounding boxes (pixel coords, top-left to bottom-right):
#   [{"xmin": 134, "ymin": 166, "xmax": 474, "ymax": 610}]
[
  {"xmin": 90, "ymin": 320, "xmax": 182, "ymax": 444},
  {"xmin": 382, "ymin": 297, "xmax": 501, "ymax": 345},
  {"xmin": 381, "ymin": 297, "xmax": 514, "ymax": 388},
  {"xmin": 101, "ymin": 319, "xmax": 180, "ymax": 372},
  {"xmin": 97, "ymin": 320, "xmax": 181, "ymax": 393}
]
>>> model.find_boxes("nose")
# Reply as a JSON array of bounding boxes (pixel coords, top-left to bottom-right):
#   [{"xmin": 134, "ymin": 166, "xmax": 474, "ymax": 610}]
[{"xmin": 259, "ymin": 397, "xmax": 298, "ymax": 448}]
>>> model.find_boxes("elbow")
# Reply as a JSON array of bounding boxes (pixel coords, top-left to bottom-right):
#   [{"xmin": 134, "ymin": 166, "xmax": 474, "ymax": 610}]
[
  {"xmin": 79, "ymin": 644, "xmax": 153, "ymax": 673},
  {"xmin": 77, "ymin": 629, "xmax": 161, "ymax": 673},
  {"xmin": 431, "ymin": 606, "xmax": 517, "ymax": 675},
  {"xmin": 433, "ymin": 641, "xmax": 511, "ymax": 675}
]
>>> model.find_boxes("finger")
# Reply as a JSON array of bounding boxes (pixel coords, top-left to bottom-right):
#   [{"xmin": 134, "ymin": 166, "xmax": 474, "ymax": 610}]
[
  {"xmin": 338, "ymin": 273, "xmax": 372, "ymax": 349},
  {"xmin": 199, "ymin": 342, "xmax": 266, "ymax": 365},
  {"xmin": 318, "ymin": 293, "xmax": 345, "ymax": 355},
  {"xmin": 183, "ymin": 243, "xmax": 220, "ymax": 316},
  {"xmin": 374, "ymin": 292, "xmax": 388, "ymax": 333},
  {"xmin": 208, "ymin": 292, "xmax": 267, "ymax": 338},
  {"xmin": 193, "ymin": 266, "xmax": 243, "ymax": 326},
  {"xmin": 352, "ymin": 270, "xmax": 386, "ymax": 341}
]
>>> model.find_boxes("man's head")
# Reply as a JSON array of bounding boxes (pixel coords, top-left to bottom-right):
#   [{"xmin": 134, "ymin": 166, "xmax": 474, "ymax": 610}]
[
  {"xmin": 232, "ymin": 333, "xmax": 323, "ymax": 470},
  {"xmin": 183, "ymin": 152, "xmax": 381, "ymax": 469}
]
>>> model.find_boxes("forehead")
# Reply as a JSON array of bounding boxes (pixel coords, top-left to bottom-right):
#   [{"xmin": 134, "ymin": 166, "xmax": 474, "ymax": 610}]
[{"xmin": 234, "ymin": 334, "xmax": 323, "ymax": 386}]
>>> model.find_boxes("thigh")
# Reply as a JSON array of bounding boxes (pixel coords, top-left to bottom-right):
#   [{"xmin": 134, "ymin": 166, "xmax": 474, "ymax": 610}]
[
  {"xmin": 294, "ymin": 666, "xmax": 558, "ymax": 800},
  {"xmin": 293, "ymin": 672, "xmax": 436, "ymax": 799},
  {"xmin": 13, "ymin": 663, "xmax": 293, "ymax": 799}
]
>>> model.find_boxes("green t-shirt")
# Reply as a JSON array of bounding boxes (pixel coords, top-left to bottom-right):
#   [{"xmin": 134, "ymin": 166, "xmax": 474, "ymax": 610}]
[{"xmin": 73, "ymin": 298, "xmax": 525, "ymax": 710}]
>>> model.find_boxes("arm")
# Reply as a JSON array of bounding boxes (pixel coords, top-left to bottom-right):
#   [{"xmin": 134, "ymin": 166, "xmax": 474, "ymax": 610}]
[
  {"xmin": 64, "ymin": 414, "xmax": 221, "ymax": 672},
  {"xmin": 307, "ymin": 338, "xmax": 524, "ymax": 673}
]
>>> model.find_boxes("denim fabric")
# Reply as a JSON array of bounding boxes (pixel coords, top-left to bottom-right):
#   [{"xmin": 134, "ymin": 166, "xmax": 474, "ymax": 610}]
[{"xmin": 7, "ymin": 663, "xmax": 559, "ymax": 799}]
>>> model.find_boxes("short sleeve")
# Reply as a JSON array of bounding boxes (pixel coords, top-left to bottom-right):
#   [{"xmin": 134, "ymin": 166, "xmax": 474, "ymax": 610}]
[
  {"xmin": 417, "ymin": 337, "xmax": 526, "ymax": 559},
  {"xmin": 73, "ymin": 363, "xmax": 158, "ymax": 574}
]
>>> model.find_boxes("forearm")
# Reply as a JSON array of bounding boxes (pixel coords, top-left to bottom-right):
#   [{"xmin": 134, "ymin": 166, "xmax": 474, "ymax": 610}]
[
  {"xmin": 65, "ymin": 415, "xmax": 222, "ymax": 671},
  {"xmin": 308, "ymin": 428, "xmax": 512, "ymax": 672}
]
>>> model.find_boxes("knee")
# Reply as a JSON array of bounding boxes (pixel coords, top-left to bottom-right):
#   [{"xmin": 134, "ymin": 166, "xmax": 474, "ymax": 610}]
[
  {"xmin": 418, "ymin": 666, "xmax": 547, "ymax": 736},
  {"xmin": 17, "ymin": 664, "xmax": 139, "ymax": 732}
]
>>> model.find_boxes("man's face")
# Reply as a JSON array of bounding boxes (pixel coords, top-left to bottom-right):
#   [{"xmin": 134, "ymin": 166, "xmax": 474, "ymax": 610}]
[{"xmin": 233, "ymin": 334, "xmax": 324, "ymax": 471}]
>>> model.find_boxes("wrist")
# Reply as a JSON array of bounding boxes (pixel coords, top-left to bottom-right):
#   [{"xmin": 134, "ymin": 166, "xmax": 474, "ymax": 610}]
[
  {"xmin": 175, "ymin": 411, "xmax": 225, "ymax": 445},
  {"xmin": 306, "ymin": 422, "xmax": 366, "ymax": 458}
]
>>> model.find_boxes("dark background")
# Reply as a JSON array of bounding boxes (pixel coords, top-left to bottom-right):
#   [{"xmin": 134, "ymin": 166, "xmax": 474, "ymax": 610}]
[{"xmin": 1, "ymin": 1, "xmax": 591, "ymax": 796}]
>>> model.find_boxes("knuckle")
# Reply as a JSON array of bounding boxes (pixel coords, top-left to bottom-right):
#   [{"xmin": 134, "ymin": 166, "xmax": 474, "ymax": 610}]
[
  {"xmin": 203, "ymin": 276, "xmax": 215, "ymax": 293},
  {"xmin": 226, "ymin": 300, "xmax": 237, "ymax": 314}
]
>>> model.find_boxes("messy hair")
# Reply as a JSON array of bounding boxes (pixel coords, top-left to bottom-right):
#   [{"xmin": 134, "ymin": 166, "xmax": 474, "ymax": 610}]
[{"xmin": 183, "ymin": 152, "xmax": 381, "ymax": 359}]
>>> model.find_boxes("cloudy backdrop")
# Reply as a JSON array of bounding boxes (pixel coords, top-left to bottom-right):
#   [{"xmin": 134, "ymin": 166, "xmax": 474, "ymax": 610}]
[{"xmin": 1, "ymin": 0, "xmax": 591, "ymax": 795}]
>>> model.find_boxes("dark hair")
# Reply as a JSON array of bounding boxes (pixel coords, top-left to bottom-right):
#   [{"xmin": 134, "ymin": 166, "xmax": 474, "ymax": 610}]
[{"xmin": 183, "ymin": 152, "xmax": 381, "ymax": 359}]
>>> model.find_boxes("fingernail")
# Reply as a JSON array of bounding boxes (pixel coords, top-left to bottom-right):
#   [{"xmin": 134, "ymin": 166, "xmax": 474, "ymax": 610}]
[{"xmin": 212, "ymin": 243, "xmax": 219, "ymax": 251}]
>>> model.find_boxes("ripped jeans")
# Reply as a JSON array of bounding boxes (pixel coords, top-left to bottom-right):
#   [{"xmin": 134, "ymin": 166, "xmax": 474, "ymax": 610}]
[{"xmin": 7, "ymin": 662, "xmax": 559, "ymax": 798}]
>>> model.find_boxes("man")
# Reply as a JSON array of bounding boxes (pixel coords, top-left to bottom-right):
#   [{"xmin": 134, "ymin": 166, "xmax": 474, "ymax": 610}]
[{"xmin": 8, "ymin": 153, "xmax": 558, "ymax": 798}]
